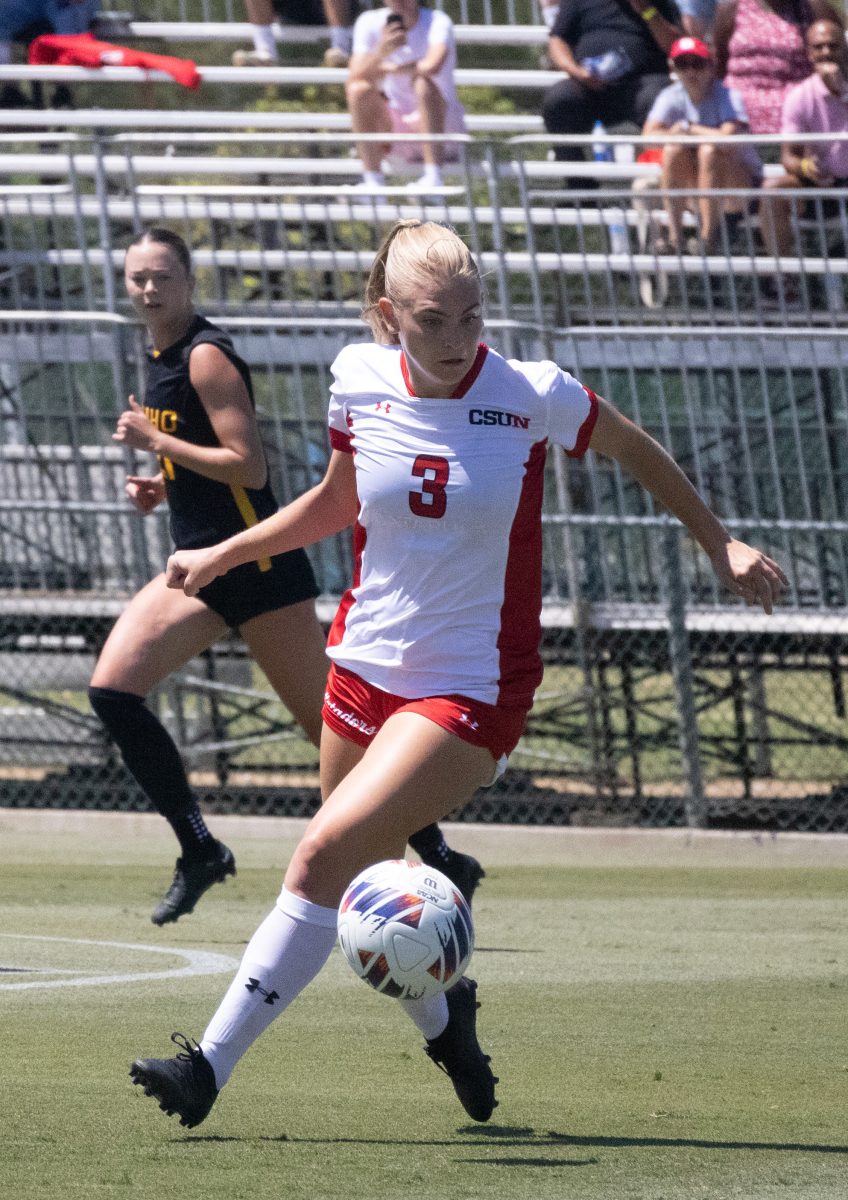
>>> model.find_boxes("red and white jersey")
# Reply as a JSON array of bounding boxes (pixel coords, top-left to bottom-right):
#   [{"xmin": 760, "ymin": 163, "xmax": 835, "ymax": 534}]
[{"xmin": 326, "ymin": 341, "xmax": 598, "ymax": 708}]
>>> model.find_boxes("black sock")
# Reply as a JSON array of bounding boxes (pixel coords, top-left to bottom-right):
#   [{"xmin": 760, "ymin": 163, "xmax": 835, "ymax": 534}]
[
  {"xmin": 408, "ymin": 823, "xmax": 450, "ymax": 863},
  {"xmin": 88, "ymin": 686, "xmax": 213, "ymax": 860}
]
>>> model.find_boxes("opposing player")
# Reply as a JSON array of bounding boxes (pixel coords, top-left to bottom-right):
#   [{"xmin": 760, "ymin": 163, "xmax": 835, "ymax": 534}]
[
  {"xmin": 90, "ymin": 226, "xmax": 483, "ymax": 927},
  {"xmin": 130, "ymin": 219, "xmax": 786, "ymax": 1127}
]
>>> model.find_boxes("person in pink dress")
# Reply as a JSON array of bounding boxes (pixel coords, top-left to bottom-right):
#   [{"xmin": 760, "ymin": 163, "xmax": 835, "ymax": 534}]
[{"xmin": 713, "ymin": 0, "xmax": 832, "ymax": 133}]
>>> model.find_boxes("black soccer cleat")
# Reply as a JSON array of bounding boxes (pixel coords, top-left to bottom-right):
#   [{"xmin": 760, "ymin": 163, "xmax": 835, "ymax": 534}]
[
  {"xmin": 425, "ymin": 977, "xmax": 498, "ymax": 1122},
  {"xmin": 130, "ymin": 1033, "xmax": 218, "ymax": 1129},
  {"xmin": 151, "ymin": 840, "xmax": 236, "ymax": 926},
  {"xmin": 433, "ymin": 848, "xmax": 486, "ymax": 908}
]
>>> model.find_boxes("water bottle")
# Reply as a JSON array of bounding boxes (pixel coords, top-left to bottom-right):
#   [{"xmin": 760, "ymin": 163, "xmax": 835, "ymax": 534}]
[
  {"xmin": 605, "ymin": 206, "xmax": 629, "ymax": 256},
  {"xmin": 592, "ymin": 120, "xmax": 613, "ymax": 163}
]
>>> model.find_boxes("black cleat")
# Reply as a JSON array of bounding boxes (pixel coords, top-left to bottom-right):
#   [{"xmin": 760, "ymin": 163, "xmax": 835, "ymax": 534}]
[
  {"xmin": 130, "ymin": 1033, "xmax": 218, "ymax": 1128},
  {"xmin": 151, "ymin": 841, "xmax": 236, "ymax": 926},
  {"xmin": 425, "ymin": 977, "xmax": 498, "ymax": 1122},
  {"xmin": 433, "ymin": 849, "xmax": 486, "ymax": 907}
]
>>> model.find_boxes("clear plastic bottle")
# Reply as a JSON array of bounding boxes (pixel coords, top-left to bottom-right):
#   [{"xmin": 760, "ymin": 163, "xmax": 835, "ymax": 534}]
[
  {"xmin": 592, "ymin": 120, "xmax": 613, "ymax": 163},
  {"xmin": 605, "ymin": 207, "xmax": 630, "ymax": 256}
]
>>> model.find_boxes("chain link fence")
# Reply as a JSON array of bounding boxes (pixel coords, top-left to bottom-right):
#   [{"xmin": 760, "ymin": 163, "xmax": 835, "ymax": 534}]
[{"xmin": 2, "ymin": 132, "xmax": 848, "ymax": 829}]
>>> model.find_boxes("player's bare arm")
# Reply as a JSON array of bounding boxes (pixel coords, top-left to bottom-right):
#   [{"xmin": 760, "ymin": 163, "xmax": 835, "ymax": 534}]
[
  {"xmin": 589, "ymin": 397, "xmax": 788, "ymax": 612},
  {"xmin": 112, "ymin": 346, "xmax": 266, "ymax": 489},
  {"xmin": 166, "ymin": 449, "xmax": 359, "ymax": 597}
]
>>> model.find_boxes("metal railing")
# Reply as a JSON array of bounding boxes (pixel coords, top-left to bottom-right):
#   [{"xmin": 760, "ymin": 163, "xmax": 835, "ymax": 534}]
[{"xmin": 2, "ymin": 128, "xmax": 848, "ymax": 828}]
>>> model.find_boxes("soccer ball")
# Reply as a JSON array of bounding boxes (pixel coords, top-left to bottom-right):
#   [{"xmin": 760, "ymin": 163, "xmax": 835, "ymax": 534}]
[{"xmin": 337, "ymin": 859, "xmax": 474, "ymax": 1000}]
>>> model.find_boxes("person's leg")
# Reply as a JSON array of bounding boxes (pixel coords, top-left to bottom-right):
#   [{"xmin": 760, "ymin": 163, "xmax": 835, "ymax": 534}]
[
  {"xmin": 759, "ymin": 173, "xmax": 800, "ymax": 258},
  {"xmin": 89, "ymin": 575, "xmax": 235, "ymax": 923},
  {"xmin": 660, "ymin": 143, "xmax": 698, "ymax": 250},
  {"xmin": 132, "ymin": 716, "xmax": 497, "ymax": 1124},
  {"xmin": 541, "ymin": 76, "xmax": 598, "ymax": 164},
  {"xmin": 234, "ymin": 0, "xmax": 279, "ymax": 65},
  {"xmin": 695, "ymin": 143, "xmax": 754, "ymax": 246},
  {"xmin": 240, "ymin": 599, "xmax": 328, "ymax": 748},
  {"xmin": 412, "ymin": 74, "xmax": 447, "ymax": 181},
  {"xmin": 322, "ymin": 0, "xmax": 354, "ymax": 67},
  {"xmin": 345, "ymin": 76, "xmax": 392, "ymax": 183},
  {"xmin": 245, "ymin": 606, "xmax": 484, "ymax": 898}
]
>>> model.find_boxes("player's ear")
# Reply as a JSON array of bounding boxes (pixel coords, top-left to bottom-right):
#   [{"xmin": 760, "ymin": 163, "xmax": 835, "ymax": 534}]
[{"xmin": 377, "ymin": 296, "xmax": 398, "ymax": 335}]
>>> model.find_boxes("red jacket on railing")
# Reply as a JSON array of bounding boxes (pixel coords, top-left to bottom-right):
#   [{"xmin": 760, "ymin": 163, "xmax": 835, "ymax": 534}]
[{"xmin": 28, "ymin": 33, "xmax": 201, "ymax": 90}]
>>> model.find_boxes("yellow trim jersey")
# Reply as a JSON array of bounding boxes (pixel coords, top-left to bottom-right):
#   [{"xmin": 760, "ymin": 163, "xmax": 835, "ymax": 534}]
[{"xmin": 143, "ymin": 315, "xmax": 277, "ymax": 562}]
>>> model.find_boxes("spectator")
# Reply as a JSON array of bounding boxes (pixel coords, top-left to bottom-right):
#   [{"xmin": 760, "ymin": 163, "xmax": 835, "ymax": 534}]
[
  {"xmin": 644, "ymin": 35, "xmax": 763, "ymax": 251},
  {"xmin": 760, "ymin": 15, "xmax": 848, "ymax": 258},
  {"xmin": 232, "ymin": 0, "xmax": 355, "ymax": 69},
  {"xmin": 542, "ymin": 0, "xmax": 682, "ymax": 175},
  {"xmin": 713, "ymin": 0, "xmax": 833, "ymax": 134},
  {"xmin": 345, "ymin": 0, "xmax": 465, "ymax": 195}
]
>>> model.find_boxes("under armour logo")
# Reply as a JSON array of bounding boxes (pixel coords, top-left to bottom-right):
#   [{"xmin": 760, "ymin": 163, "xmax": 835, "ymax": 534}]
[
  {"xmin": 375, "ymin": 402, "xmax": 392, "ymax": 414},
  {"xmin": 245, "ymin": 977, "xmax": 280, "ymax": 1005}
]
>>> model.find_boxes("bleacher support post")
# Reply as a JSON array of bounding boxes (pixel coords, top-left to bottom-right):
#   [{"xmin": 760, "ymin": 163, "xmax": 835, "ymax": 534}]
[{"xmin": 663, "ymin": 523, "xmax": 706, "ymax": 827}]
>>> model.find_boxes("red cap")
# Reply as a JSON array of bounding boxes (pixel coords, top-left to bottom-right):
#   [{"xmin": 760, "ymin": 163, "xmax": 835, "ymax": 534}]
[{"xmin": 669, "ymin": 36, "xmax": 712, "ymax": 61}]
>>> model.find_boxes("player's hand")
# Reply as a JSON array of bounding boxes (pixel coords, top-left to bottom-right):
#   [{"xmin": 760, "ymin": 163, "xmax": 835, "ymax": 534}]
[
  {"xmin": 710, "ymin": 539, "xmax": 788, "ymax": 614},
  {"xmin": 165, "ymin": 547, "xmax": 223, "ymax": 597},
  {"xmin": 113, "ymin": 395, "xmax": 159, "ymax": 453},
  {"xmin": 125, "ymin": 473, "xmax": 165, "ymax": 514}
]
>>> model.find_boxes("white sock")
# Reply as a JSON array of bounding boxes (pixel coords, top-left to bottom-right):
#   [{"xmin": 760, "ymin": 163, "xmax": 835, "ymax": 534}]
[
  {"xmin": 362, "ymin": 169, "xmax": 385, "ymax": 187},
  {"xmin": 200, "ymin": 887, "xmax": 338, "ymax": 1087},
  {"xmin": 251, "ymin": 25, "xmax": 278, "ymax": 59},
  {"xmin": 398, "ymin": 991, "xmax": 449, "ymax": 1040},
  {"xmin": 420, "ymin": 163, "xmax": 443, "ymax": 187},
  {"xmin": 330, "ymin": 26, "xmax": 353, "ymax": 54}
]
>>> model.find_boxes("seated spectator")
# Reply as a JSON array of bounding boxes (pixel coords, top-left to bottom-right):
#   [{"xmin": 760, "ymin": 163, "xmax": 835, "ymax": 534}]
[
  {"xmin": 233, "ymin": 0, "xmax": 355, "ymax": 68},
  {"xmin": 542, "ymin": 0, "xmax": 682, "ymax": 177},
  {"xmin": 345, "ymin": 0, "xmax": 465, "ymax": 195},
  {"xmin": 760, "ymin": 15, "xmax": 848, "ymax": 258},
  {"xmin": 713, "ymin": 0, "xmax": 833, "ymax": 134},
  {"xmin": 644, "ymin": 36, "xmax": 763, "ymax": 251}
]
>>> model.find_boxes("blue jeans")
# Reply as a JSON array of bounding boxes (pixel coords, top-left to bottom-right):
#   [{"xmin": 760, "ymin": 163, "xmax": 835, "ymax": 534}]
[{"xmin": 1, "ymin": 0, "xmax": 100, "ymax": 40}]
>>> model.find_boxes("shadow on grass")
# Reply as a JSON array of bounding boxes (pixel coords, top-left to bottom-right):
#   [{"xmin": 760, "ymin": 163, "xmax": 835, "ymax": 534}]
[{"xmin": 180, "ymin": 1124, "xmax": 848, "ymax": 1155}]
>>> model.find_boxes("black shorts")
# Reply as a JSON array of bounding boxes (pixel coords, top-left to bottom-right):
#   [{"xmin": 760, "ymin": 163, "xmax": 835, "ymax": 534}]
[
  {"xmin": 196, "ymin": 547, "xmax": 319, "ymax": 630},
  {"xmin": 800, "ymin": 177, "xmax": 848, "ymax": 221}
]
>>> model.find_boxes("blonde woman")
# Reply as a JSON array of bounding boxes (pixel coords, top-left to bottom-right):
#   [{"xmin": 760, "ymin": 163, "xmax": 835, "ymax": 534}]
[{"xmin": 130, "ymin": 220, "xmax": 786, "ymax": 1129}]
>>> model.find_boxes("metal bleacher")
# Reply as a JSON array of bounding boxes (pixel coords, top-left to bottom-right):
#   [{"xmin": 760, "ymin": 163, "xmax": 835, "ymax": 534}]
[{"xmin": 2, "ymin": 17, "xmax": 848, "ymax": 829}]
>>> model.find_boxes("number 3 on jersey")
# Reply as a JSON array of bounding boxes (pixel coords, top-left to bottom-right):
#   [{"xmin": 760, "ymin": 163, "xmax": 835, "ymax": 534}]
[{"xmin": 409, "ymin": 454, "xmax": 449, "ymax": 519}]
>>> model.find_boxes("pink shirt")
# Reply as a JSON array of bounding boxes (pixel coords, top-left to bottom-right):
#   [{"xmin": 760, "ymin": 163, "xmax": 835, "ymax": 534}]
[{"xmin": 783, "ymin": 72, "xmax": 848, "ymax": 179}]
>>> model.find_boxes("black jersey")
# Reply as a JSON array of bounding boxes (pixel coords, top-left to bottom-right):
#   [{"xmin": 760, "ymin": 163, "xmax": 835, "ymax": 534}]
[{"xmin": 143, "ymin": 315, "xmax": 278, "ymax": 552}]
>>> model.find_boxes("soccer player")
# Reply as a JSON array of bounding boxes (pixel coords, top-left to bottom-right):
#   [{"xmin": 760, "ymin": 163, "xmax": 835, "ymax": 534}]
[
  {"xmin": 130, "ymin": 219, "xmax": 786, "ymax": 1127},
  {"xmin": 90, "ymin": 227, "xmax": 483, "ymax": 927}
]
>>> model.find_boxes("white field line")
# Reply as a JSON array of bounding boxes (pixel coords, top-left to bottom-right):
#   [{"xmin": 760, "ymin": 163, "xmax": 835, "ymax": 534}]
[{"xmin": 0, "ymin": 934, "xmax": 238, "ymax": 992}]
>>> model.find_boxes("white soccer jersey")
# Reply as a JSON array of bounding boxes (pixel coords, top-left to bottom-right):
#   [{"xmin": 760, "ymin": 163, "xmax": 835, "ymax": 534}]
[{"xmin": 326, "ymin": 342, "xmax": 598, "ymax": 707}]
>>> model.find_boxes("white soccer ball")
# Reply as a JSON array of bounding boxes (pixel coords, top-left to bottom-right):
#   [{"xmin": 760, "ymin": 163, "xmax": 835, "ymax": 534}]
[{"xmin": 337, "ymin": 859, "xmax": 474, "ymax": 1000}]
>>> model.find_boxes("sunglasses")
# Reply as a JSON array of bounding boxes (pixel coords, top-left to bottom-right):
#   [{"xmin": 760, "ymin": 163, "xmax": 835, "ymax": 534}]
[{"xmin": 673, "ymin": 58, "xmax": 709, "ymax": 69}]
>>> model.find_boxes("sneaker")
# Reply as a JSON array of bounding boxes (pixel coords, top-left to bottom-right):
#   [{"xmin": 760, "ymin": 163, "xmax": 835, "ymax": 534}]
[
  {"xmin": 151, "ymin": 841, "xmax": 236, "ymax": 926},
  {"xmin": 322, "ymin": 46, "xmax": 350, "ymax": 68},
  {"xmin": 130, "ymin": 1033, "xmax": 218, "ymax": 1128},
  {"xmin": 425, "ymin": 977, "xmax": 498, "ymax": 1122},
  {"xmin": 231, "ymin": 49, "xmax": 277, "ymax": 67},
  {"xmin": 426, "ymin": 848, "xmax": 485, "ymax": 907}
]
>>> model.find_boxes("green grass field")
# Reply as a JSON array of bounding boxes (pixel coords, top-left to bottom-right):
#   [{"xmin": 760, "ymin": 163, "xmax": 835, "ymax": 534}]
[{"xmin": 1, "ymin": 812, "xmax": 846, "ymax": 1200}]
